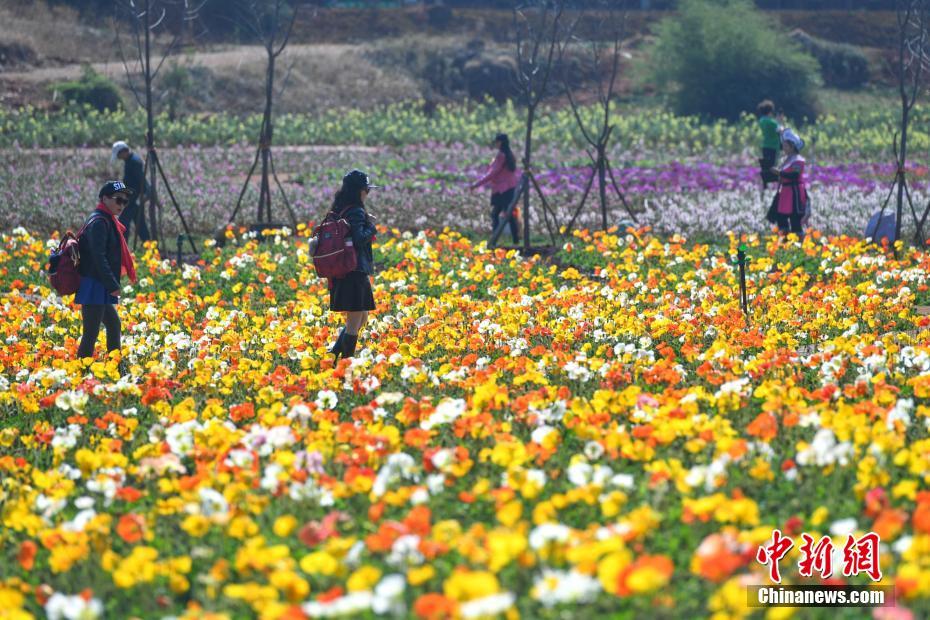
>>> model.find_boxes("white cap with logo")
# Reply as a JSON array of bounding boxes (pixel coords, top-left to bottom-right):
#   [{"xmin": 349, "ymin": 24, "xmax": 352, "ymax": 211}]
[{"xmin": 111, "ymin": 141, "xmax": 130, "ymax": 163}]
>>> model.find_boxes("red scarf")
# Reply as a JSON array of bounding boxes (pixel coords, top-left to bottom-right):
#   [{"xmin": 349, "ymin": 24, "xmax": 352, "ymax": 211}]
[{"xmin": 96, "ymin": 203, "xmax": 137, "ymax": 284}]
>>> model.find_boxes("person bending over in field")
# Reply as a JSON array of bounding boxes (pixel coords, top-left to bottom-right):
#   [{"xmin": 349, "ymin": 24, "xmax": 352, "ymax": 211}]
[
  {"xmin": 76, "ymin": 181, "xmax": 137, "ymax": 360},
  {"xmin": 111, "ymin": 140, "xmax": 150, "ymax": 242},
  {"xmin": 328, "ymin": 170, "xmax": 379, "ymax": 361}
]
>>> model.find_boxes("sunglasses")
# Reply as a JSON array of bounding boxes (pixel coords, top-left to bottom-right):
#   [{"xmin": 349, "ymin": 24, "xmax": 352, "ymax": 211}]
[{"xmin": 109, "ymin": 196, "xmax": 128, "ymax": 205}]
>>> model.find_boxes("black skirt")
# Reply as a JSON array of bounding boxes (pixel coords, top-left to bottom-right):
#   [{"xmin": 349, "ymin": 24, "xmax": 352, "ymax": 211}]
[{"xmin": 330, "ymin": 271, "xmax": 375, "ymax": 311}]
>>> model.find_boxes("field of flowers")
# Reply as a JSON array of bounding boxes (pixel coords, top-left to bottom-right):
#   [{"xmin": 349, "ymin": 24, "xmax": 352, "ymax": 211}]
[
  {"xmin": 2, "ymin": 142, "xmax": 925, "ymax": 241},
  {"xmin": 2, "ymin": 223, "xmax": 930, "ymax": 618}
]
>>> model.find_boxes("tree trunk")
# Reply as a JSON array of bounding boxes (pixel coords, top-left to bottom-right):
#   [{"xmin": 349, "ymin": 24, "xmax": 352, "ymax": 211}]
[
  {"xmin": 143, "ymin": 0, "xmax": 158, "ymax": 242},
  {"xmin": 523, "ymin": 104, "xmax": 535, "ymax": 251},
  {"xmin": 895, "ymin": 103, "xmax": 909, "ymax": 248},
  {"xmin": 259, "ymin": 50, "xmax": 276, "ymax": 223},
  {"xmin": 597, "ymin": 145, "xmax": 608, "ymax": 230}
]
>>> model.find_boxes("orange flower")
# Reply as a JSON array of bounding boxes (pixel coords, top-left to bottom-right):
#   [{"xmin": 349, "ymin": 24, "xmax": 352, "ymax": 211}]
[
  {"xmin": 617, "ymin": 554, "xmax": 674, "ymax": 596},
  {"xmin": 912, "ymin": 502, "xmax": 930, "ymax": 534},
  {"xmin": 115, "ymin": 486, "xmax": 144, "ymax": 503},
  {"xmin": 229, "ymin": 402, "xmax": 255, "ymax": 423},
  {"xmin": 691, "ymin": 533, "xmax": 749, "ymax": 583},
  {"xmin": 116, "ymin": 513, "xmax": 145, "ymax": 544},
  {"xmin": 18, "ymin": 540, "xmax": 37, "ymax": 571},
  {"xmin": 746, "ymin": 412, "xmax": 778, "ymax": 441},
  {"xmin": 413, "ymin": 593, "xmax": 457, "ymax": 620},
  {"xmin": 403, "ymin": 505, "xmax": 432, "ymax": 537},
  {"xmin": 872, "ymin": 509, "xmax": 908, "ymax": 541}
]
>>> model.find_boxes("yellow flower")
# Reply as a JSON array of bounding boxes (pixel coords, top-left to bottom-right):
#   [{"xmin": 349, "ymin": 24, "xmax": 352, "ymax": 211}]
[
  {"xmin": 272, "ymin": 515, "xmax": 298, "ymax": 538},
  {"xmin": 407, "ymin": 565, "xmax": 436, "ymax": 586},
  {"xmin": 269, "ymin": 569, "xmax": 310, "ymax": 602},
  {"xmin": 810, "ymin": 506, "xmax": 830, "ymax": 527},
  {"xmin": 486, "ymin": 528, "xmax": 527, "ymax": 572},
  {"xmin": 597, "ymin": 549, "xmax": 633, "ymax": 595},
  {"xmin": 443, "ymin": 569, "xmax": 500, "ymax": 602},
  {"xmin": 299, "ymin": 551, "xmax": 339, "ymax": 576},
  {"xmin": 181, "ymin": 514, "xmax": 211, "ymax": 538},
  {"xmin": 347, "ymin": 565, "xmax": 382, "ymax": 592},
  {"xmin": 496, "ymin": 500, "xmax": 523, "ymax": 527}
]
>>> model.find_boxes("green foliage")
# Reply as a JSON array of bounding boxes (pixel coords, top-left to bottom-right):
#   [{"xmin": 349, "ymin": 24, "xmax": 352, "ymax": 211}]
[
  {"xmin": 159, "ymin": 62, "xmax": 196, "ymax": 120},
  {"xmin": 49, "ymin": 65, "xmax": 123, "ymax": 112},
  {"xmin": 0, "ymin": 99, "xmax": 924, "ymax": 161},
  {"xmin": 789, "ymin": 30, "xmax": 870, "ymax": 90},
  {"xmin": 647, "ymin": 0, "xmax": 821, "ymax": 121}
]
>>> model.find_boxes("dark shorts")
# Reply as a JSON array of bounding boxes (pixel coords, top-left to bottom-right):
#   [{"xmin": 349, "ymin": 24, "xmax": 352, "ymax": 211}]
[{"xmin": 330, "ymin": 271, "xmax": 375, "ymax": 312}]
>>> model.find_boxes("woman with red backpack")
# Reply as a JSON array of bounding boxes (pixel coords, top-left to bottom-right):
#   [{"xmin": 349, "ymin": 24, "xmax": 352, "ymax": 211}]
[
  {"xmin": 327, "ymin": 169, "xmax": 378, "ymax": 361},
  {"xmin": 76, "ymin": 181, "xmax": 138, "ymax": 359}
]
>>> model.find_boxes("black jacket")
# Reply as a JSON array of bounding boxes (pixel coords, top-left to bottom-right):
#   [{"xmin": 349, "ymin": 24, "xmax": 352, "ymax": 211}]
[
  {"xmin": 123, "ymin": 152, "xmax": 146, "ymax": 204},
  {"xmin": 78, "ymin": 212, "xmax": 122, "ymax": 293},
  {"xmin": 343, "ymin": 205, "xmax": 376, "ymax": 275}
]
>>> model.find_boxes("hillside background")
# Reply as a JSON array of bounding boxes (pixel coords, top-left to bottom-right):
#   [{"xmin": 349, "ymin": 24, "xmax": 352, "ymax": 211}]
[{"xmin": 0, "ymin": 0, "xmax": 903, "ymax": 116}]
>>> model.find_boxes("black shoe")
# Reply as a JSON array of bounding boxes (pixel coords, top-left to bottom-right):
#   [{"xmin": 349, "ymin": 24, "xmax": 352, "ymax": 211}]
[
  {"xmin": 342, "ymin": 335, "xmax": 359, "ymax": 359},
  {"xmin": 330, "ymin": 328, "xmax": 345, "ymax": 362}
]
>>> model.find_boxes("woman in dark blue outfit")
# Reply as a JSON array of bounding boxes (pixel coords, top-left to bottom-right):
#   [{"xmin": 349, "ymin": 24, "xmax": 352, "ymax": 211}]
[
  {"xmin": 76, "ymin": 181, "xmax": 137, "ymax": 359},
  {"xmin": 329, "ymin": 170, "xmax": 378, "ymax": 361}
]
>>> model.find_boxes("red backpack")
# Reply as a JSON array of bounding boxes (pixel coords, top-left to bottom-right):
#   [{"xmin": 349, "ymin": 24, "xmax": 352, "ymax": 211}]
[
  {"xmin": 312, "ymin": 207, "xmax": 357, "ymax": 279},
  {"xmin": 48, "ymin": 215, "xmax": 100, "ymax": 296}
]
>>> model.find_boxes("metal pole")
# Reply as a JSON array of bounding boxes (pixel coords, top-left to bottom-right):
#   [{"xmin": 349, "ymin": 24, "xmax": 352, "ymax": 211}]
[{"xmin": 737, "ymin": 244, "xmax": 749, "ymax": 326}]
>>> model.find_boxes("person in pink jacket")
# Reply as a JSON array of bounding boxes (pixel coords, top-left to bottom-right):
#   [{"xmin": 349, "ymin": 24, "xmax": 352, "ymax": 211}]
[
  {"xmin": 767, "ymin": 128, "xmax": 809, "ymax": 239},
  {"xmin": 471, "ymin": 133, "xmax": 521, "ymax": 244}
]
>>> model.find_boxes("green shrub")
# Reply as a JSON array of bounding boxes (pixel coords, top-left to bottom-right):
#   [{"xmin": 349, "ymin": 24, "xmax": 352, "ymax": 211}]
[
  {"xmin": 648, "ymin": 0, "xmax": 821, "ymax": 122},
  {"xmin": 789, "ymin": 29, "xmax": 869, "ymax": 90},
  {"xmin": 50, "ymin": 65, "xmax": 123, "ymax": 112}
]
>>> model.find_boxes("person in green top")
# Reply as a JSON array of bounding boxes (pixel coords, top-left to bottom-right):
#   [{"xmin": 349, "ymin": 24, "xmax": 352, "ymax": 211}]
[{"xmin": 757, "ymin": 100, "xmax": 782, "ymax": 191}]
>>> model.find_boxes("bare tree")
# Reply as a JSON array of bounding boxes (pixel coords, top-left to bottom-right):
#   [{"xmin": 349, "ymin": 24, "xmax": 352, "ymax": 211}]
[
  {"xmin": 223, "ymin": 0, "xmax": 302, "ymax": 235},
  {"xmin": 875, "ymin": 0, "xmax": 930, "ymax": 251},
  {"xmin": 507, "ymin": 0, "xmax": 572, "ymax": 251},
  {"xmin": 115, "ymin": 0, "xmax": 200, "ymax": 253},
  {"xmin": 561, "ymin": 1, "xmax": 638, "ymax": 237}
]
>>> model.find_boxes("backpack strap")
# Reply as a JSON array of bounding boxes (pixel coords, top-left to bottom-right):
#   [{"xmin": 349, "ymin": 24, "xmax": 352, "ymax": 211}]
[{"xmin": 78, "ymin": 212, "xmax": 107, "ymax": 238}]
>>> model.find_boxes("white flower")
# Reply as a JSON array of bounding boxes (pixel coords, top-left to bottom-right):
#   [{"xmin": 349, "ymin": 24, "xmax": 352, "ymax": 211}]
[
  {"xmin": 375, "ymin": 391, "xmax": 405, "ymax": 406},
  {"xmin": 161, "ymin": 420, "xmax": 197, "ymax": 456},
  {"xmin": 460, "ymin": 592, "xmax": 516, "ymax": 618},
  {"xmin": 387, "ymin": 534, "xmax": 423, "ymax": 567},
  {"xmin": 45, "ymin": 593, "xmax": 103, "ymax": 620},
  {"xmin": 886, "ymin": 398, "xmax": 913, "ymax": 430},
  {"xmin": 610, "ymin": 473, "xmax": 635, "ymax": 490},
  {"xmin": 566, "ymin": 461, "xmax": 592, "ymax": 487},
  {"xmin": 420, "ymin": 398, "xmax": 466, "ymax": 430},
  {"xmin": 531, "ymin": 425, "xmax": 557, "ymax": 446},
  {"xmin": 796, "ymin": 429, "xmax": 853, "ymax": 468},
  {"xmin": 829, "ymin": 518, "xmax": 858, "ymax": 537},
  {"xmin": 302, "ymin": 591, "xmax": 374, "ymax": 618},
  {"xmin": 288, "ymin": 403, "xmax": 312, "ymax": 420},
  {"xmin": 532, "ymin": 569, "xmax": 601, "ymax": 607},
  {"xmin": 199, "ymin": 487, "xmax": 229, "ymax": 518},
  {"xmin": 315, "ymin": 390, "xmax": 339, "ymax": 410},
  {"xmin": 583, "ymin": 441, "xmax": 605, "ymax": 460},
  {"xmin": 372, "ymin": 574, "xmax": 406, "ymax": 615},
  {"xmin": 529, "ymin": 523, "xmax": 572, "ymax": 550},
  {"xmin": 61, "ymin": 509, "xmax": 97, "ymax": 532},
  {"xmin": 893, "ymin": 535, "xmax": 913, "ymax": 555}
]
